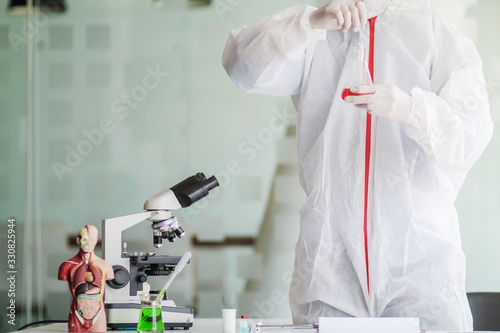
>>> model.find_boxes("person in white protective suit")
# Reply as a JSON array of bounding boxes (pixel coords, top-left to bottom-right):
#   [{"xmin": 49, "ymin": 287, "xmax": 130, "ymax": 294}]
[{"xmin": 222, "ymin": 0, "xmax": 493, "ymax": 331}]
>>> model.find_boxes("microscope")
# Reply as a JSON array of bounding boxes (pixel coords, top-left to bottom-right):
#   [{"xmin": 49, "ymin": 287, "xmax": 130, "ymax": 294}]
[{"xmin": 102, "ymin": 173, "xmax": 219, "ymax": 330}]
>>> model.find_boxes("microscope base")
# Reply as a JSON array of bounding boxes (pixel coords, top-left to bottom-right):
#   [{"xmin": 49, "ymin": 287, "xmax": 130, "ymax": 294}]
[{"xmin": 105, "ymin": 301, "xmax": 194, "ymax": 330}]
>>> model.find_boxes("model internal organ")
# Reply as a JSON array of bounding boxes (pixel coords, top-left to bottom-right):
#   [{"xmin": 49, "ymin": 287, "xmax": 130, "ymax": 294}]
[{"xmin": 59, "ymin": 225, "xmax": 114, "ymax": 332}]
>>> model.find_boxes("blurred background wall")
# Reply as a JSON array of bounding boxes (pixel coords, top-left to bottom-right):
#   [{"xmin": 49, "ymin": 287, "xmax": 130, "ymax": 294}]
[{"xmin": 0, "ymin": 0, "xmax": 499, "ymax": 331}]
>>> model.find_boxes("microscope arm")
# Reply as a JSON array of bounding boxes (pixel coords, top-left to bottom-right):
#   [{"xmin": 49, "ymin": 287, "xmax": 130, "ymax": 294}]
[{"xmin": 102, "ymin": 211, "xmax": 154, "ymax": 262}]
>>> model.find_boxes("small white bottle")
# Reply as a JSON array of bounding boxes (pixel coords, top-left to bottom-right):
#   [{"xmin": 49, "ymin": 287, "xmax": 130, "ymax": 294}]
[
  {"xmin": 222, "ymin": 309, "xmax": 237, "ymax": 333},
  {"xmin": 239, "ymin": 315, "xmax": 250, "ymax": 333}
]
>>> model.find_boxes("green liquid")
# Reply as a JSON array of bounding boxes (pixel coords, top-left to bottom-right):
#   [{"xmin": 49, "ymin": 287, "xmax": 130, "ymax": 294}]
[{"xmin": 137, "ymin": 306, "xmax": 164, "ymax": 332}]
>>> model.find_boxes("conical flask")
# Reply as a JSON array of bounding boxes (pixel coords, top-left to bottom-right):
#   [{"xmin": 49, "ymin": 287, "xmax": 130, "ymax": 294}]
[{"xmin": 342, "ymin": 26, "xmax": 372, "ymax": 100}]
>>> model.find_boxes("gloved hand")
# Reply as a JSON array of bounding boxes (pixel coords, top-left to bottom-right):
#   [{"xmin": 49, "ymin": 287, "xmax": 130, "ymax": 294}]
[
  {"xmin": 309, "ymin": 0, "xmax": 369, "ymax": 32},
  {"xmin": 344, "ymin": 84, "xmax": 413, "ymax": 122}
]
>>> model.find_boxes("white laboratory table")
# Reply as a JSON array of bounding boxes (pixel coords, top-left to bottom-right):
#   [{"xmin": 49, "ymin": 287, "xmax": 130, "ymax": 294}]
[
  {"xmin": 20, "ymin": 319, "xmax": 491, "ymax": 333},
  {"xmin": 21, "ymin": 318, "xmax": 303, "ymax": 333}
]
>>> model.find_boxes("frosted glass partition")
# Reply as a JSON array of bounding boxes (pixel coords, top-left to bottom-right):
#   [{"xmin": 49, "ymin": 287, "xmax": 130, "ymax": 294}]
[
  {"xmin": 0, "ymin": 1, "xmax": 28, "ymax": 331},
  {"xmin": 1, "ymin": 0, "xmax": 499, "ymax": 330}
]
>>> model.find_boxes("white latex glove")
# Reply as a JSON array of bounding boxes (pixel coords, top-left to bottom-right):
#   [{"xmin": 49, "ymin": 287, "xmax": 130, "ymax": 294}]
[
  {"xmin": 344, "ymin": 84, "xmax": 413, "ymax": 122},
  {"xmin": 309, "ymin": 0, "xmax": 369, "ymax": 32}
]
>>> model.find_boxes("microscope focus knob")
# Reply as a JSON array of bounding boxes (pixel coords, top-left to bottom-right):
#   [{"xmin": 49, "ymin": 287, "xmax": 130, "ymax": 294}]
[
  {"xmin": 107, "ymin": 265, "xmax": 130, "ymax": 289},
  {"xmin": 137, "ymin": 272, "xmax": 148, "ymax": 284}
]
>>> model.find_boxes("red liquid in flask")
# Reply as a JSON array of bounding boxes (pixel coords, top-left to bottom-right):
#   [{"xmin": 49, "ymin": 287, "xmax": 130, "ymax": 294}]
[{"xmin": 342, "ymin": 88, "xmax": 364, "ymax": 100}]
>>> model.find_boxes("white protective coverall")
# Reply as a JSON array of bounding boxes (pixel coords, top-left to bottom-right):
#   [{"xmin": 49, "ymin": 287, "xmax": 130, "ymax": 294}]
[{"xmin": 222, "ymin": 0, "xmax": 493, "ymax": 330}]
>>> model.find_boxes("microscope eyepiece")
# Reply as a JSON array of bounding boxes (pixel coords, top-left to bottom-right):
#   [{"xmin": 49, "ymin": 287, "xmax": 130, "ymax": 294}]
[
  {"xmin": 170, "ymin": 173, "xmax": 219, "ymax": 208},
  {"xmin": 203, "ymin": 175, "xmax": 219, "ymax": 192}
]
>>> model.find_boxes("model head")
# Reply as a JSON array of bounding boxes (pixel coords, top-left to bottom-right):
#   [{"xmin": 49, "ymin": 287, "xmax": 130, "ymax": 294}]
[{"xmin": 76, "ymin": 225, "xmax": 98, "ymax": 253}]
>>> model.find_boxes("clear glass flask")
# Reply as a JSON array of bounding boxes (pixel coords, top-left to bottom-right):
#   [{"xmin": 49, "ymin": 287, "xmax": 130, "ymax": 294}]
[
  {"xmin": 342, "ymin": 25, "xmax": 373, "ymax": 100},
  {"xmin": 137, "ymin": 300, "xmax": 164, "ymax": 333}
]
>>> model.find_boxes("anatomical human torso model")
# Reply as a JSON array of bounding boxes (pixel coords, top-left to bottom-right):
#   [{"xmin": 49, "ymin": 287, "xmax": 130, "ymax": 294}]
[{"xmin": 59, "ymin": 225, "xmax": 114, "ymax": 332}]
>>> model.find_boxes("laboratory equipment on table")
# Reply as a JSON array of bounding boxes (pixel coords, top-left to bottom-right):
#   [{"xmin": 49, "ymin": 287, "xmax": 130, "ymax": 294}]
[
  {"xmin": 239, "ymin": 316, "xmax": 250, "ymax": 333},
  {"xmin": 137, "ymin": 300, "xmax": 164, "ymax": 333},
  {"xmin": 102, "ymin": 173, "xmax": 219, "ymax": 330},
  {"xmin": 255, "ymin": 322, "xmax": 318, "ymax": 330},
  {"xmin": 58, "ymin": 225, "xmax": 114, "ymax": 333},
  {"xmin": 222, "ymin": 309, "xmax": 237, "ymax": 333}
]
